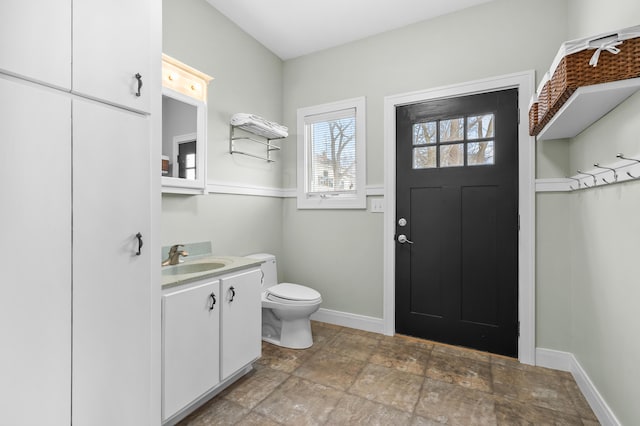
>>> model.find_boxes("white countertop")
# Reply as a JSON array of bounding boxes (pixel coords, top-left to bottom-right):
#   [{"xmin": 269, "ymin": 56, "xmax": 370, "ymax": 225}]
[{"xmin": 161, "ymin": 256, "xmax": 263, "ymax": 289}]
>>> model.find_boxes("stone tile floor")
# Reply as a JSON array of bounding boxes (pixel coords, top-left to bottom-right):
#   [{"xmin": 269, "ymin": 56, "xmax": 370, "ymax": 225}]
[{"xmin": 179, "ymin": 321, "xmax": 599, "ymax": 425}]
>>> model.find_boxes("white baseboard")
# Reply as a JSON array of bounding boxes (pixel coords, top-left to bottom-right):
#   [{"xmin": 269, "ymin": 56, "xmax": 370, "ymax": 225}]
[
  {"xmin": 536, "ymin": 348, "xmax": 621, "ymax": 426},
  {"xmin": 310, "ymin": 308, "xmax": 384, "ymax": 334},
  {"xmin": 535, "ymin": 347, "xmax": 573, "ymax": 372}
]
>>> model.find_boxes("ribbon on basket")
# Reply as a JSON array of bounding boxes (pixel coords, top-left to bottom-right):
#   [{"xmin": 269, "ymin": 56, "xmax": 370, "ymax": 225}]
[{"xmin": 588, "ymin": 39, "xmax": 623, "ymax": 67}]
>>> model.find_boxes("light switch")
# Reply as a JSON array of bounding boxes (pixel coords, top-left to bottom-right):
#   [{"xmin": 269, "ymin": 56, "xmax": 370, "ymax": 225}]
[{"xmin": 370, "ymin": 198, "xmax": 384, "ymax": 213}]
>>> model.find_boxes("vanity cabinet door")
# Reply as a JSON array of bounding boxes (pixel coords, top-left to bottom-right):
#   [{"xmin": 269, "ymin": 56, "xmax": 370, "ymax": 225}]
[
  {"xmin": 0, "ymin": 76, "xmax": 71, "ymax": 425},
  {"xmin": 0, "ymin": 0, "xmax": 71, "ymax": 89},
  {"xmin": 220, "ymin": 269, "xmax": 262, "ymax": 380},
  {"xmin": 72, "ymin": 98, "xmax": 152, "ymax": 426},
  {"xmin": 72, "ymin": 0, "xmax": 151, "ymax": 113},
  {"xmin": 162, "ymin": 281, "xmax": 221, "ymax": 421}
]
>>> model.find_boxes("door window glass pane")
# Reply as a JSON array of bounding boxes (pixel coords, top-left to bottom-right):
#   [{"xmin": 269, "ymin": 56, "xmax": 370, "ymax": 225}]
[
  {"xmin": 440, "ymin": 144, "xmax": 464, "ymax": 167},
  {"xmin": 413, "ymin": 122, "xmax": 437, "ymax": 145},
  {"xmin": 468, "ymin": 141, "xmax": 494, "ymax": 165},
  {"xmin": 413, "ymin": 146, "xmax": 437, "ymax": 169},
  {"xmin": 467, "ymin": 114, "xmax": 494, "ymax": 139},
  {"xmin": 440, "ymin": 118, "xmax": 464, "ymax": 142}
]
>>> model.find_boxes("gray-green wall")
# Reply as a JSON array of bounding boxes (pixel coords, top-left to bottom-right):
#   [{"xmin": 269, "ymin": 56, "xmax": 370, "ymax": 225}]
[
  {"xmin": 162, "ymin": 0, "xmax": 284, "ymax": 265},
  {"xmin": 564, "ymin": 1, "xmax": 640, "ymax": 423}
]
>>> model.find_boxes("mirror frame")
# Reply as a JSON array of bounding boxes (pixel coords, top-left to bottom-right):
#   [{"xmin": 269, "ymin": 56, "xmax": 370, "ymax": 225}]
[{"xmin": 161, "ymin": 86, "xmax": 207, "ymax": 194}]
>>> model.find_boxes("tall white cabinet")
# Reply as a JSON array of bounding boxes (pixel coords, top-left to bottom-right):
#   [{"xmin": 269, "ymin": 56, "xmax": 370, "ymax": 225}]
[
  {"xmin": 0, "ymin": 77, "xmax": 72, "ymax": 426},
  {"xmin": 0, "ymin": 1, "xmax": 159, "ymax": 425},
  {"xmin": 73, "ymin": 0, "xmax": 151, "ymax": 113}
]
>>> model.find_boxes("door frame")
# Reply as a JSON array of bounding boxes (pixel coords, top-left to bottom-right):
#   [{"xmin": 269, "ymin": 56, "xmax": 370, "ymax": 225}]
[{"xmin": 383, "ymin": 71, "xmax": 536, "ymax": 365}]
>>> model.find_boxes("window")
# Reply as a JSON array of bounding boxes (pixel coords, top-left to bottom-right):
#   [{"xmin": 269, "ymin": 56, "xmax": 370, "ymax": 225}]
[
  {"xmin": 297, "ymin": 97, "xmax": 366, "ymax": 209},
  {"xmin": 412, "ymin": 113, "xmax": 495, "ymax": 169}
]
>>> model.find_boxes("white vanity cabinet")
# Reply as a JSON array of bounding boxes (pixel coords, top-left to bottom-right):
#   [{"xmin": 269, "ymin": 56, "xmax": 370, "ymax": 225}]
[
  {"xmin": 162, "ymin": 266, "xmax": 262, "ymax": 424},
  {"xmin": 220, "ymin": 269, "xmax": 263, "ymax": 380},
  {"xmin": 162, "ymin": 280, "xmax": 221, "ymax": 421}
]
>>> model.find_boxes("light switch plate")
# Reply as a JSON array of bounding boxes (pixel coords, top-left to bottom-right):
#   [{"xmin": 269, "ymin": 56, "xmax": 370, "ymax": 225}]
[{"xmin": 370, "ymin": 198, "xmax": 384, "ymax": 213}]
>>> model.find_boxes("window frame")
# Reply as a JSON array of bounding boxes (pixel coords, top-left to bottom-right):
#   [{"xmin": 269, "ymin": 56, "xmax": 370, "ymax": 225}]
[{"xmin": 296, "ymin": 97, "xmax": 366, "ymax": 209}]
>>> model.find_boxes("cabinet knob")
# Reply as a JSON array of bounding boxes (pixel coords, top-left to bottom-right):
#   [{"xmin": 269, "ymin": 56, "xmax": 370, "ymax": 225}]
[
  {"xmin": 209, "ymin": 293, "xmax": 216, "ymax": 311},
  {"xmin": 229, "ymin": 286, "xmax": 236, "ymax": 302}
]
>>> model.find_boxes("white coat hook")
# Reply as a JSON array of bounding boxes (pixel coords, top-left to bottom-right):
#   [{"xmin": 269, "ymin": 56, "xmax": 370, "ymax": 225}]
[
  {"xmin": 567, "ymin": 177, "xmax": 581, "ymax": 191},
  {"xmin": 616, "ymin": 153, "xmax": 640, "ymax": 179},
  {"xmin": 577, "ymin": 170, "xmax": 597, "ymax": 187},
  {"xmin": 593, "ymin": 163, "xmax": 617, "ymax": 183}
]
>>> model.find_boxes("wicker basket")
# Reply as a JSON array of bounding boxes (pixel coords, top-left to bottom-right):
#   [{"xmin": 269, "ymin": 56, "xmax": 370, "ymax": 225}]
[
  {"xmin": 534, "ymin": 81, "xmax": 551, "ymax": 134},
  {"xmin": 541, "ymin": 36, "xmax": 640, "ymax": 131},
  {"xmin": 528, "ymin": 102, "xmax": 538, "ymax": 136}
]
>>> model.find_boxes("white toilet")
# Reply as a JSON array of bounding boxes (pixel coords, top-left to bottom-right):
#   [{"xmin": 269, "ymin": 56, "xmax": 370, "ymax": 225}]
[{"xmin": 246, "ymin": 253, "xmax": 322, "ymax": 349}]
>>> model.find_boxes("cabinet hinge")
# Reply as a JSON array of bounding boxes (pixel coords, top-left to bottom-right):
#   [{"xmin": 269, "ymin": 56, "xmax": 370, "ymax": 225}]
[
  {"xmin": 518, "ymin": 214, "xmax": 520, "ymax": 231},
  {"xmin": 517, "ymin": 107, "xmax": 521, "ymax": 124},
  {"xmin": 518, "ymin": 321, "xmax": 520, "ymax": 337}
]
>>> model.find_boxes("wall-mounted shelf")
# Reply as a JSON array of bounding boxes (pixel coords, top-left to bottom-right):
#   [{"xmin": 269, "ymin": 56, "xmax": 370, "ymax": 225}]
[
  {"xmin": 229, "ymin": 123, "xmax": 284, "ymax": 162},
  {"xmin": 537, "ymin": 77, "xmax": 640, "ymax": 141}
]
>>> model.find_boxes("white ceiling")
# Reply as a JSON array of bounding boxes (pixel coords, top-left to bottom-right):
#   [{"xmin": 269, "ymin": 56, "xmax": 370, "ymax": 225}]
[{"xmin": 205, "ymin": 0, "xmax": 494, "ymax": 60}]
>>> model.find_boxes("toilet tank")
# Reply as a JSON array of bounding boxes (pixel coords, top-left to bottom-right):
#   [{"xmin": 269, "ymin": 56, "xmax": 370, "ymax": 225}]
[{"xmin": 245, "ymin": 253, "xmax": 277, "ymax": 289}]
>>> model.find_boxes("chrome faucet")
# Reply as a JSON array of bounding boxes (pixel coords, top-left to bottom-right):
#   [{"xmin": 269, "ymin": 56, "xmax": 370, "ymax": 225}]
[{"xmin": 162, "ymin": 244, "xmax": 189, "ymax": 266}]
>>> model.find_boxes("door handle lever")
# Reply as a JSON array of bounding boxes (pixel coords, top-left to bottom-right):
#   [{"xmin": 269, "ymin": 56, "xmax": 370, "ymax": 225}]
[{"xmin": 397, "ymin": 234, "xmax": 413, "ymax": 244}]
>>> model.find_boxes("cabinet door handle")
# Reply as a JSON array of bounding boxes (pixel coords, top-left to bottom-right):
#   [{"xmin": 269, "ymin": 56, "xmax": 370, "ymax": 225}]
[
  {"xmin": 209, "ymin": 293, "xmax": 216, "ymax": 311},
  {"xmin": 229, "ymin": 286, "xmax": 236, "ymax": 302},
  {"xmin": 135, "ymin": 232, "xmax": 143, "ymax": 255},
  {"xmin": 135, "ymin": 73, "xmax": 143, "ymax": 97}
]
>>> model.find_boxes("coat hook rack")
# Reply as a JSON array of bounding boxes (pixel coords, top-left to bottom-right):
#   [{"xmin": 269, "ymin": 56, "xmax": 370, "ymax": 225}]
[
  {"xmin": 568, "ymin": 153, "xmax": 640, "ymax": 191},
  {"xmin": 593, "ymin": 163, "xmax": 618, "ymax": 183}
]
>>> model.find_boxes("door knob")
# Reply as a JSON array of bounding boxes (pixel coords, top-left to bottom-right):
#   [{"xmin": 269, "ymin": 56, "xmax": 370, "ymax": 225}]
[{"xmin": 397, "ymin": 234, "xmax": 413, "ymax": 244}]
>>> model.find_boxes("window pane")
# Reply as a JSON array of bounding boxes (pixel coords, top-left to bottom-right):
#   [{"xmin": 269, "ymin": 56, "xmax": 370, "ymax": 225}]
[
  {"xmin": 413, "ymin": 146, "xmax": 436, "ymax": 169},
  {"xmin": 439, "ymin": 118, "xmax": 464, "ymax": 142},
  {"xmin": 413, "ymin": 122, "xmax": 436, "ymax": 145},
  {"xmin": 468, "ymin": 141, "xmax": 495, "ymax": 166},
  {"xmin": 467, "ymin": 114, "xmax": 494, "ymax": 139},
  {"xmin": 185, "ymin": 153, "xmax": 196, "ymax": 168},
  {"xmin": 308, "ymin": 116, "xmax": 357, "ymax": 193},
  {"xmin": 440, "ymin": 144, "xmax": 464, "ymax": 167}
]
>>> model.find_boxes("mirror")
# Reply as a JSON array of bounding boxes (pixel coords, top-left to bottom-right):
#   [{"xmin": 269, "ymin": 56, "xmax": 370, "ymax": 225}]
[{"xmin": 161, "ymin": 87, "xmax": 207, "ymax": 193}]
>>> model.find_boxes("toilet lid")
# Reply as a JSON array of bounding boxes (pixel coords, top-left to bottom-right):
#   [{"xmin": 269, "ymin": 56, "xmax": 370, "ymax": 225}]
[{"xmin": 266, "ymin": 283, "xmax": 321, "ymax": 302}]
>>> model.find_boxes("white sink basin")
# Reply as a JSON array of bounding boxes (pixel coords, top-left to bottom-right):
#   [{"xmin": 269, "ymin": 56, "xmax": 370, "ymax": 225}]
[{"xmin": 162, "ymin": 261, "xmax": 229, "ymax": 276}]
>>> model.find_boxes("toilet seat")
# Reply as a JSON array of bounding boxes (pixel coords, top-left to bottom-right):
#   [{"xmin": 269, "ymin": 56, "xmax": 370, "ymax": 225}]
[{"xmin": 266, "ymin": 283, "xmax": 322, "ymax": 305}]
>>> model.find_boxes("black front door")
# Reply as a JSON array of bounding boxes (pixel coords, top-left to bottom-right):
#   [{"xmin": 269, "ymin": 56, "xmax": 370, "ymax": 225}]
[{"xmin": 395, "ymin": 89, "xmax": 519, "ymax": 357}]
